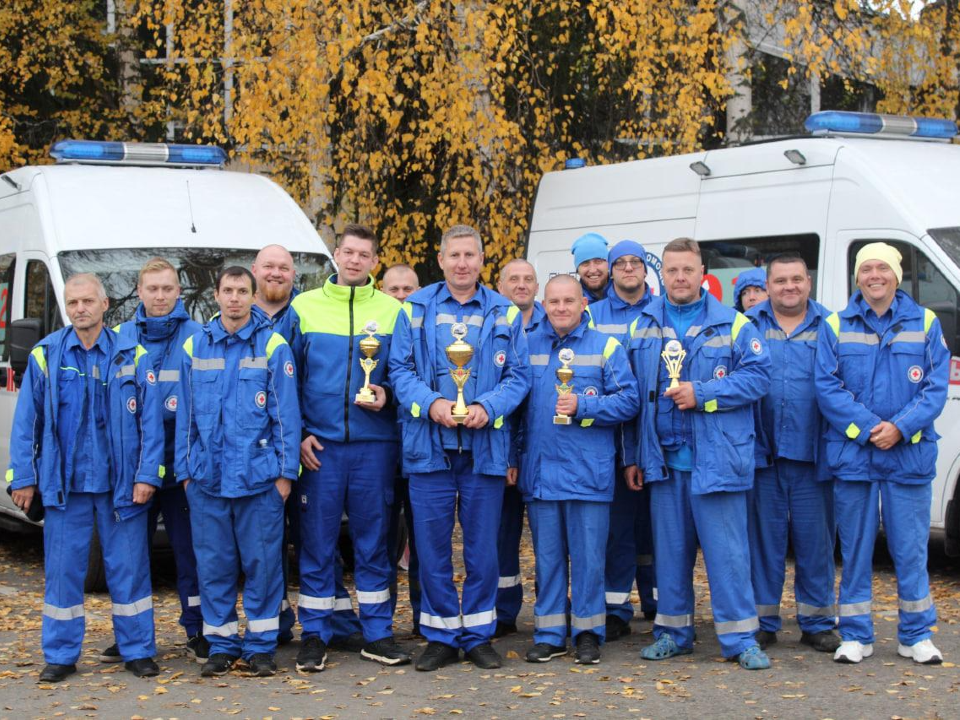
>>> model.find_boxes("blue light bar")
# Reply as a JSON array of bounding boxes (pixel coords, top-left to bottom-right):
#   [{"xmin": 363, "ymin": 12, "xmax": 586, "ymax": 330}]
[
  {"xmin": 50, "ymin": 140, "xmax": 227, "ymax": 166},
  {"xmin": 805, "ymin": 111, "xmax": 957, "ymax": 140},
  {"xmin": 564, "ymin": 157, "xmax": 586, "ymax": 169}
]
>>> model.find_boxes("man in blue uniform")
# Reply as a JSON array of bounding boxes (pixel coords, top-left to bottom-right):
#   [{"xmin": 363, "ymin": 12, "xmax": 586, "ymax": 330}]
[
  {"xmin": 745, "ymin": 253, "xmax": 839, "ymax": 653},
  {"xmin": 514, "ymin": 275, "xmax": 639, "ymax": 664},
  {"xmin": 816, "ymin": 242, "xmax": 949, "ymax": 665},
  {"xmin": 176, "ymin": 266, "xmax": 301, "ymax": 677},
  {"xmin": 493, "ymin": 259, "xmax": 545, "ymax": 638},
  {"xmin": 103, "ymin": 259, "xmax": 206, "ymax": 665},
  {"xmin": 8, "ymin": 274, "xmax": 165, "ymax": 682},
  {"xmin": 629, "ymin": 238, "xmax": 772, "ymax": 670},
  {"xmin": 587, "ymin": 240, "xmax": 657, "ymax": 640},
  {"xmin": 282, "ymin": 224, "xmax": 409, "ymax": 671},
  {"xmin": 571, "ymin": 233, "xmax": 610, "ymax": 304},
  {"xmin": 389, "ymin": 225, "xmax": 531, "ymax": 671},
  {"xmin": 734, "ymin": 267, "xmax": 768, "ymax": 313}
]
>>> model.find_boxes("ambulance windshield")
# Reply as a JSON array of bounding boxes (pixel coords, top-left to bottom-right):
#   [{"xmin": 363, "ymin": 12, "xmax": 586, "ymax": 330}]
[{"xmin": 928, "ymin": 227, "xmax": 960, "ymax": 269}]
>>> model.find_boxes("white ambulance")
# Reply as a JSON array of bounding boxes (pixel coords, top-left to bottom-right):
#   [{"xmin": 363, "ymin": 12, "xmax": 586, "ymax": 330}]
[{"xmin": 526, "ymin": 111, "xmax": 960, "ymax": 555}]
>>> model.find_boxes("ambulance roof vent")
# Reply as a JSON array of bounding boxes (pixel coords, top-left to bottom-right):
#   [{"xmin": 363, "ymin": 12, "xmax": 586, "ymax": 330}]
[
  {"xmin": 805, "ymin": 111, "xmax": 957, "ymax": 141},
  {"xmin": 50, "ymin": 140, "xmax": 227, "ymax": 167}
]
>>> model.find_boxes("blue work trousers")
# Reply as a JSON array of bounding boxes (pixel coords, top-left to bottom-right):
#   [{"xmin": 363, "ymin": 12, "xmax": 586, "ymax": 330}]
[
  {"xmin": 409, "ymin": 452, "xmax": 503, "ymax": 651},
  {"xmin": 43, "ymin": 492, "xmax": 155, "ymax": 665},
  {"xmin": 528, "ymin": 499, "xmax": 608, "ymax": 647},
  {"xmin": 187, "ymin": 482, "xmax": 285, "ymax": 659},
  {"xmin": 835, "ymin": 480, "xmax": 937, "ymax": 645},
  {"xmin": 605, "ymin": 472, "xmax": 656, "ymax": 622},
  {"xmin": 651, "ymin": 469, "xmax": 759, "ymax": 658},
  {"xmin": 747, "ymin": 460, "xmax": 837, "ymax": 634},
  {"xmin": 148, "ymin": 483, "xmax": 201, "ymax": 637},
  {"xmin": 496, "ymin": 484, "xmax": 525, "ymax": 625},
  {"xmin": 298, "ymin": 440, "xmax": 396, "ymax": 644}
]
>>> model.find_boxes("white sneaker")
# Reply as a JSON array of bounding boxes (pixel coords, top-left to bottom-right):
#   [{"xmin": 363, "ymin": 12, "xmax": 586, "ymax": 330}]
[
  {"xmin": 898, "ymin": 639, "xmax": 943, "ymax": 665},
  {"xmin": 834, "ymin": 640, "xmax": 874, "ymax": 663}
]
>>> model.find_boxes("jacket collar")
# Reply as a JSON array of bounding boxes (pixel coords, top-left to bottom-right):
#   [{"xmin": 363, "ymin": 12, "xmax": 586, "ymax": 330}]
[
  {"xmin": 841, "ymin": 289, "xmax": 919, "ymax": 322},
  {"xmin": 750, "ymin": 298, "xmax": 826, "ymax": 330},
  {"xmin": 607, "ymin": 286, "xmax": 653, "ymax": 312},
  {"xmin": 323, "ymin": 274, "xmax": 375, "ymax": 303},
  {"xmin": 63, "ymin": 325, "xmax": 114, "ymax": 354},
  {"xmin": 407, "ymin": 281, "xmax": 512, "ymax": 313},
  {"xmin": 526, "ymin": 302, "xmax": 547, "ymax": 332},
  {"xmin": 543, "ymin": 311, "xmax": 591, "ymax": 344},
  {"xmin": 207, "ymin": 313, "xmax": 262, "ymax": 343}
]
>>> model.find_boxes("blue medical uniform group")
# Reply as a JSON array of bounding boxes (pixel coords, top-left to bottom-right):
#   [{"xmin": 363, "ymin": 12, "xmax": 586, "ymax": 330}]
[
  {"xmin": 815, "ymin": 290, "xmax": 950, "ymax": 646},
  {"xmin": 519, "ymin": 314, "xmax": 639, "ymax": 646},
  {"xmin": 8, "ymin": 326, "xmax": 165, "ymax": 665},
  {"xmin": 175, "ymin": 313, "xmax": 301, "ymax": 660},
  {"xmin": 389, "ymin": 282, "xmax": 530, "ymax": 651}
]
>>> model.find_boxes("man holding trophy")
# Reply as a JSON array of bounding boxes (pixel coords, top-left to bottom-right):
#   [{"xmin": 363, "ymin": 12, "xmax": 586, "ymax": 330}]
[
  {"xmin": 280, "ymin": 224, "xmax": 409, "ymax": 671},
  {"xmin": 511, "ymin": 275, "xmax": 638, "ymax": 665},
  {"xmin": 627, "ymin": 238, "xmax": 773, "ymax": 670},
  {"xmin": 389, "ymin": 225, "xmax": 530, "ymax": 671}
]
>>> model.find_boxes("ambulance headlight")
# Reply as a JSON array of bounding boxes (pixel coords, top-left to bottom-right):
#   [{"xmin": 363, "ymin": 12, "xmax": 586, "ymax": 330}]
[
  {"xmin": 50, "ymin": 140, "xmax": 227, "ymax": 167},
  {"xmin": 805, "ymin": 111, "xmax": 957, "ymax": 140}
]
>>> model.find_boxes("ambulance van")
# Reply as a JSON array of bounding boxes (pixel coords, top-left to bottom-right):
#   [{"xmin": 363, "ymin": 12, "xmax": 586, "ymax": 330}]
[
  {"xmin": 0, "ymin": 140, "xmax": 334, "ymax": 540},
  {"xmin": 526, "ymin": 110, "xmax": 960, "ymax": 555}
]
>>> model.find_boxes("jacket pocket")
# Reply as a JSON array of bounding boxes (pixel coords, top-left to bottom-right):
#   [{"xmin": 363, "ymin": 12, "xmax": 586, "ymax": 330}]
[
  {"xmin": 237, "ymin": 367, "xmax": 270, "ymax": 430},
  {"xmin": 192, "ymin": 369, "xmax": 221, "ymax": 415},
  {"xmin": 401, "ymin": 420, "xmax": 430, "ymax": 460},
  {"xmin": 246, "ymin": 442, "xmax": 280, "ymax": 487},
  {"xmin": 720, "ymin": 425, "xmax": 754, "ymax": 478}
]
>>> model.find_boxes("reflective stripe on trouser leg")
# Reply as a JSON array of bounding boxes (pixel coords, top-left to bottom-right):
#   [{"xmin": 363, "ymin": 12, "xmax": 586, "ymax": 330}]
[
  {"xmin": 649, "ymin": 472, "xmax": 698, "ymax": 649},
  {"xmin": 747, "ymin": 465, "xmax": 788, "ymax": 633},
  {"xmin": 690, "ymin": 478, "xmax": 759, "ymax": 658},
  {"xmin": 633, "ymin": 486, "xmax": 657, "ymax": 615},
  {"xmin": 496, "ymin": 484, "xmax": 525, "ymax": 624},
  {"xmin": 233, "ymin": 488, "xmax": 285, "ymax": 658},
  {"xmin": 568, "ymin": 500, "xmax": 609, "ymax": 642},
  {"xmin": 835, "ymin": 480, "xmax": 880, "ymax": 644},
  {"xmin": 153, "ymin": 483, "xmax": 203, "ymax": 636},
  {"xmin": 528, "ymin": 500, "xmax": 570, "ymax": 647},
  {"xmin": 604, "ymin": 472, "xmax": 639, "ymax": 623},
  {"xmin": 42, "ymin": 494, "xmax": 94, "ymax": 665},
  {"xmin": 880, "ymin": 481, "xmax": 937, "ymax": 645},
  {"xmin": 343, "ymin": 440, "xmax": 398, "ymax": 643},
  {"xmin": 454, "ymin": 455, "xmax": 504, "ymax": 651},
  {"xmin": 330, "ymin": 557, "xmax": 362, "ymax": 641},
  {"xmin": 784, "ymin": 460, "xmax": 838, "ymax": 635},
  {"xmin": 187, "ymin": 482, "xmax": 243, "ymax": 657}
]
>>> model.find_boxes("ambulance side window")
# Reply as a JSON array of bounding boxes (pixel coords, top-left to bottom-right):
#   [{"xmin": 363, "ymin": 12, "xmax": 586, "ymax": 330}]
[
  {"xmin": 848, "ymin": 241, "xmax": 960, "ymax": 355},
  {"xmin": 24, "ymin": 260, "xmax": 62, "ymax": 340},
  {"xmin": 0, "ymin": 253, "xmax": 15, "ymax": 361}
]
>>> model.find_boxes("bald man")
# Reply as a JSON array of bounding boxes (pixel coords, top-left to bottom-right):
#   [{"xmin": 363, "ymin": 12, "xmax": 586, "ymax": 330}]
[
  {"xmin": 383, "ymin": 264, "xmax": 421, "ymax": 304},
  {"xmin": 252, "ymin": 244, "xmax": 297, "ymax": 321}
]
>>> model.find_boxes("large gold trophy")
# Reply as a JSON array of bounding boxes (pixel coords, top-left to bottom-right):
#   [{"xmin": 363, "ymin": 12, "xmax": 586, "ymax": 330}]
[
  {"xmin": 445, "ymin": 322, "xmax": 474, "ymax": 424},
  {"xmin": 553, "ymin": 348, "xmax": 576, "ymax": 425},
  {"xmin": 661, "ymin": 339, "xmax": 686, "ymax": 389},
  {"xmin": 355, "ymin": 320, "xmax": 380, "ymax": 404}
]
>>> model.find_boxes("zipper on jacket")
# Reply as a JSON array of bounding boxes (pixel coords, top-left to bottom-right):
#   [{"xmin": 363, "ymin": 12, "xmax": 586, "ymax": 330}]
[{"xmin": 343, "ymin": 286, "xmax": 355, "ymax": 443}]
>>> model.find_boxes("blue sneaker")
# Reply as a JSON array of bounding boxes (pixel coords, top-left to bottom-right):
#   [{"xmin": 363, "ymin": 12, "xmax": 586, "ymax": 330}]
[
  {"xmin": 640, "ymin": 634, "xmax": 693, "ymax": 661},
  {"xmin": 737, "ymin": 644, "xmax": 771, "ymax": 670}
]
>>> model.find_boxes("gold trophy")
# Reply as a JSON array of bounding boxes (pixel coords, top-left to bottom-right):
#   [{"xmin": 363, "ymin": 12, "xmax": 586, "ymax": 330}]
[
  {"xmin": 661, "ymin": 339, "xmax": 686, "ymax": 389},
  {"xmin": 445, "ymin": 322, "xmax": 474, "ymax": 424},
  {"xmin": 554, "ymin": 348, "xmax": 576, "ymax": 425},
  {"xmin": 355, "ymin": 320, "xmax": 380, "ymax": 404}
]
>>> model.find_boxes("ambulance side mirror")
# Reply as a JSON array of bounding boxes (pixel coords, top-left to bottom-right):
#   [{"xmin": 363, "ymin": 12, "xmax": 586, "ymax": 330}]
[{"xmin": 9, "ymin": 318, "xmax": 42, "ymax": 379}]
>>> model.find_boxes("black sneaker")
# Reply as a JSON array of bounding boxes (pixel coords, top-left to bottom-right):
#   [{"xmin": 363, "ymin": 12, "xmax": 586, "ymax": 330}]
[
  {"xmin": 575, "ymin": 632, "xmax": 601, "ymax": 664},
  {"xmin": 296, "ymin": 635, "xmax": 328, "ymax": 672},
  {"xmin": 247, "ymin": 653, "xmax": 277, "ymax": 677},
  {"xmin": 329, "ymin": 631, "xmax": 365, "ymax": 653},
  {"xmin": 756, "ymin": 630, "xmax": 778, "ymax": 650},
  {"xmin": 525, "ymin": 643, "xmax": 567, "ymax": 663},
  {"xmin": 99, "ymin": 643, "xmax": 122, "ymax": 663},
  {"xmin": 605, "ymin": 615, "xmax": 631, "ymax": 641},
  {"xmin": 493, "ymin": 621, "xmax": 518, "ymax": 639},
  {"xmin": 125, "ymin": 657, "xmax": 160, "ymax": 678},
  {"xmin": 361, "ymin": 637, "xmax": 412, "ymax": 666},
  {"xmin": 38, "ymin": 663, "xmax": 76, "ymax": 683},
  {"xmin": 465, "ymin": 642, "xmax": 502, "ymax": 669},
  {"xmin": 186, "ymin": 633, "xmax": 210, "ymax": 664},
  {"xmin": 415, "ymin": 641, "xmax": 460, "ymax": 672},
  {"xmin": 801, "ymin": 630, "xmax": 841, "ymax": 653},
  {"xmin": 201, "ymin": 653, "xmax": 237, "ymax": 677}
]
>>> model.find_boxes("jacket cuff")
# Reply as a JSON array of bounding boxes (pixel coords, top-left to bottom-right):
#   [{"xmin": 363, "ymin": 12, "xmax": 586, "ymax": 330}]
[
  {"xmin": 135, "ymin": 473, "xmax": 163, "ymax": 488},
  {"xmin": 575, "ymin": 395, "xmax": 596, "ymax": 420},
  {"xmin": 693, "ymin": 381, "xmax": 713, "ymax": 410},
  {"xmin": 9, "ymin": 474, "xmax": 37, "ymax": 491}
]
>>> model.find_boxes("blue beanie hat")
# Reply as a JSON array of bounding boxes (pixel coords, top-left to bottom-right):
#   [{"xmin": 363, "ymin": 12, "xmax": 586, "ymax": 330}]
[
  {"xmin": 608, "ymin": 240, "xmax": 647, "ymax": 270},
  {"xmin": 733, "ymin": 267, "xmax": 768, "ymax": 311},
  {"xmin": 571, "ymin": 233, "xmax": 609, "ymax": 270}
]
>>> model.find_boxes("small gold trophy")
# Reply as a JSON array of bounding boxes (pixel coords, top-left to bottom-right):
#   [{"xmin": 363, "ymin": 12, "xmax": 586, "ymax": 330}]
[
  {"xmin": 661, "ymin": 339, "xmax": 686, "ymax": 390},
  {"xmin": 445, "ymin": 322, "xmax": 474, "ymax": 424},
  {"xmin": 554, "ymin": 348, "xmax": 576, "ymax": 425},
  {"xmin": 355, "ymin": 320, "xmax": 380, "ymax": 404}
]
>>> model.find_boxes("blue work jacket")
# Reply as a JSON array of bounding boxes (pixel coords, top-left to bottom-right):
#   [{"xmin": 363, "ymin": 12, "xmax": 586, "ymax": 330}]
[
  {"xmin": 517, "ymin": 315, "xmax": 639, "ymax": 502},
  {"xmin": 586, "ymin": 288, "xmax": 654, "ymax": 344},
  {"xmin": 7, "ymin": 326, "xmax": 165, "ymax": 517},
  {"xmin": 279, "ymin": 275, "xmax": 401, "ymax": 444},
  {"xmin": 525, "ymin": 302, "xmax": 548, "ymax": 334},
  {"xmin": 175, "ymin": 313, "xmax": 301, "ymax": 497},
  {"xmin": 734, "ymin": 267, "xmax": 767, "ymax": 312},
  {"xmin": 388, "ymin": 282, "xmax": 531, "ymax": 477},
  {"xmin": 628, "ymin": 292, "xmax": 771, "ymax": 494},
  {"xmin": 815, "ymin": 290, "xmax": 950, "ymax": 484}
]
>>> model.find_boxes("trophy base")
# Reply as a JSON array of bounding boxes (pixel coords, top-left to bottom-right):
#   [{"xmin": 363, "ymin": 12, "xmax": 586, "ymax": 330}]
[
  {"xmin": 553, "ymin": 415, "xmax": 572, "ymax": 426},
  {"xmin": 452, "ymin": 414, "xmax": 468, "ymax": 425},
  {"xmin": 355, "ymin": 389, "xmax": 376, "ymax": 404}
]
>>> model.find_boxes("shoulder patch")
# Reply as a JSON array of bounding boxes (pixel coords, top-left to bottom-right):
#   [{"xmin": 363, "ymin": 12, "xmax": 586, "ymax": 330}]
[
  {"xmin": 750, "ymin": 338, "xmax": 763, "ymax": 355},
  {"xmin": 493, "ymin": 350, "xmax": 506, "ymax": 367}
]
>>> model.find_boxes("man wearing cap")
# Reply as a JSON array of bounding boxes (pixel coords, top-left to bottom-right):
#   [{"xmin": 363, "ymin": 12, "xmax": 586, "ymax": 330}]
[
  {"xmin": 816, "ymin": 242, "xmax": 950, "ymax": 665},
  {"xmin": 571, "ymin": 233, "xmax": 611, "ymax": 304},
  {"xmin": 734, "ymin": 268, "xmax": 768, "ymax": 313},
  {"xmin": 586, "ymin": 240, "xmax": 656, "ymax": 641}
]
